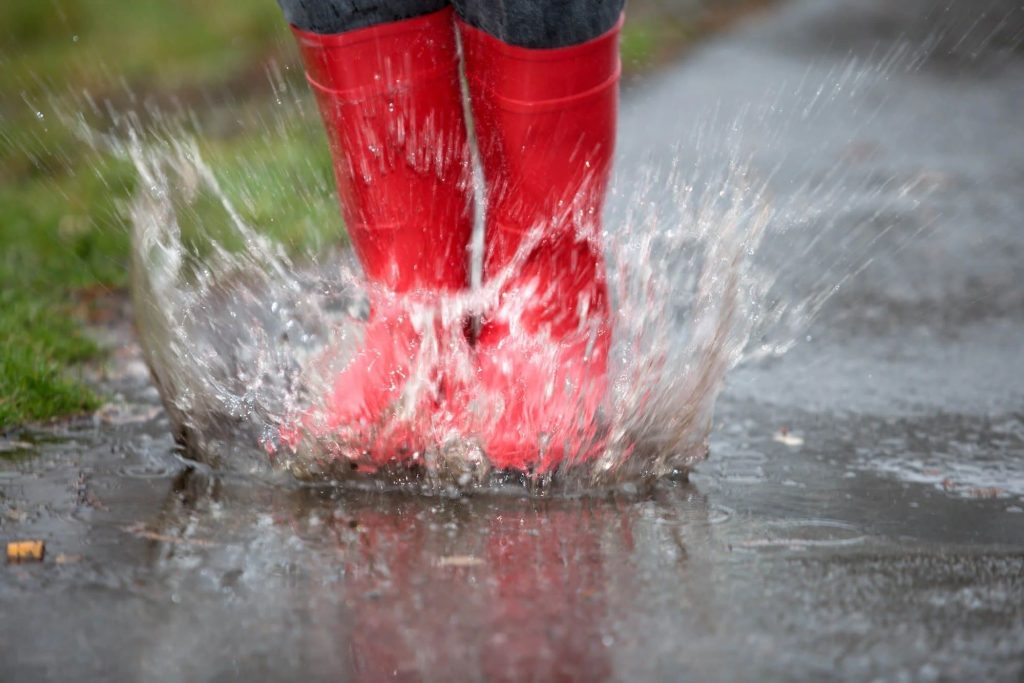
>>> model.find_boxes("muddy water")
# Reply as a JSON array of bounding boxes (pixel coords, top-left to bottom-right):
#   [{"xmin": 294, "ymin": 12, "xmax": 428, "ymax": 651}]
[{"xmin": 3, "ymin": 0, "xmax": 1024, "ymax": 679}]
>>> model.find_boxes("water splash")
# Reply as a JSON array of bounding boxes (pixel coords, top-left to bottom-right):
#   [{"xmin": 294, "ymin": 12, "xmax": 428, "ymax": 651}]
[{"xmin": 64, "ymin": 42, "xmax": 935, "ymax": 494}]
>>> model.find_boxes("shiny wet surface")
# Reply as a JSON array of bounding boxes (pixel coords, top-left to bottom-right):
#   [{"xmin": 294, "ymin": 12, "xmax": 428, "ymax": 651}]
[
  {"xmin": 3, "ymin": 0, "xmax": 1024, "ymax": 679},
  {"xmin": 3, "ymin": 421, "xmax": 1023, "ymax": 681}
]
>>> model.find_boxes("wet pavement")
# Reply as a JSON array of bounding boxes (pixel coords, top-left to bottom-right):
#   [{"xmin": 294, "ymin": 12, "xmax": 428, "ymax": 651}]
[{"xmin": 3, "ymin": 0, "xmax": 1024, "ymax": 680}]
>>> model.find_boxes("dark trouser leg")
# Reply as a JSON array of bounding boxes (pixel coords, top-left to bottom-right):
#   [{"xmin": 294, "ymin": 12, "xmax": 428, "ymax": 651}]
[
  {"xmin": 276, "ymin": 0, "xmax": 447, "ymax": 34},
  {"xmin": 451, "ymin": 0, "xmax": 625, "ymax": 48}
]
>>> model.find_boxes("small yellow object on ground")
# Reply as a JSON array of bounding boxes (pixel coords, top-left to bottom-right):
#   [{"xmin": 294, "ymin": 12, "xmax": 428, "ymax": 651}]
[
  {"xmin": 7, "ymin": 540, "xmax": 45, "ymax": 563},
  {"xmin": 773, "ymin": 428, "xmax": 805, "ymax": 447},
  {"xmin": 435, "ymin": 555, "xmax": 484, "ymax": 568}
]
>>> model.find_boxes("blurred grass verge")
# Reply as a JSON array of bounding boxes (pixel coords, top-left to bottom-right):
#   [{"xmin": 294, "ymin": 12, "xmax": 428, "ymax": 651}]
[{"xmin": 0, "ymin": 0, "xmax": 773, "ymax": 428}]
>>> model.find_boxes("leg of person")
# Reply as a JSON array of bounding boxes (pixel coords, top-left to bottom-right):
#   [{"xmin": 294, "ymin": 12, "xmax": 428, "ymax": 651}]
[
  {"xmin": 452, "ymin": 0, "xmax": 625, "ymax": 472},
  {"xmin": 277, "ymin": 1, "xmax": 474, "ymax": 465},
  {"xmin": 278, "ymin": 0, "xmax": 446, "ymax": 34}
]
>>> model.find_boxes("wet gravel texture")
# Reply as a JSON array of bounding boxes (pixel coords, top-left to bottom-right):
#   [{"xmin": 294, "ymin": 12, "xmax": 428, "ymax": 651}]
[{"xmin": 2, "ymin": 0, "xmax": 1023, "ymax": 680}]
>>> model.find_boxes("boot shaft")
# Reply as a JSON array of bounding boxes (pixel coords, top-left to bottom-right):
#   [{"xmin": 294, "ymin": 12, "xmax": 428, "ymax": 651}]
[
  {"xmin": 292, "ymin": 8, "xmax": 474, "ymax": 293},
  {"xmin": 458, "ymin": 16, "xmax": 622, "ymax": 342}
]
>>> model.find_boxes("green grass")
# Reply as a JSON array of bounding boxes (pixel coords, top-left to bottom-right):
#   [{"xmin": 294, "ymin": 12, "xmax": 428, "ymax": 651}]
[
  {"xmin": 0, "ymin": 103, "xmax": 339, "ymax": 428},
  {"xmin": 0, "ymin": 0, "xmax": 316, "ymax": 429},
  {"xmin": 0, "ymin": 150, "xmax": 133, "ymax": 427},
  {"xmin": 0, "ymin": 296, "xmax": 101, "ymax": 426}
]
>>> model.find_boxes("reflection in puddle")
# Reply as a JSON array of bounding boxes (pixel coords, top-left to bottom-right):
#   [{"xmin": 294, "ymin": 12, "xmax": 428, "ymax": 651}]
[{"xmin": 121, "ymin": 469, "xmax": 715, "ymax": 680}]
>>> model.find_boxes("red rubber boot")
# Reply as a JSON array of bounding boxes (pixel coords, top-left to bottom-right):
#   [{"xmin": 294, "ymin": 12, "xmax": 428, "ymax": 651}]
[
  {"xmin": 289, "ymin": 9, "xmax": 473, "ymax": 464},
  {"xmin": 457, "ymin": 17, "xmax": 622, "ymax": 472}
]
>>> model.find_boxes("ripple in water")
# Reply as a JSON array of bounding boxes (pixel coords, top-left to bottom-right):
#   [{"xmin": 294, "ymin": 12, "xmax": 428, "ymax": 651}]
[{"xmin": 733, "ymin": 519, "xmax": 867, "ymax": 551}]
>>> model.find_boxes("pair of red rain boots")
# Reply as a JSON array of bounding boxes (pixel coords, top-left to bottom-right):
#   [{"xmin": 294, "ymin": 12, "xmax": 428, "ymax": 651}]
[{"xmin": 291, "ymin": 8, "xmax": 620, "ymax": 472}]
